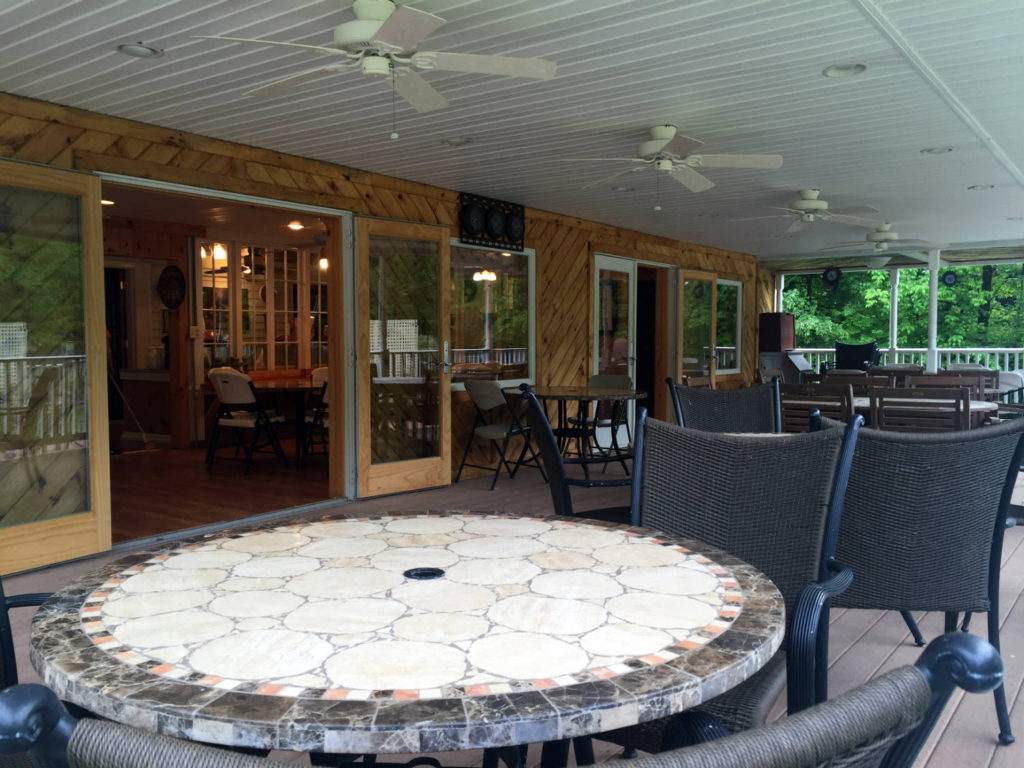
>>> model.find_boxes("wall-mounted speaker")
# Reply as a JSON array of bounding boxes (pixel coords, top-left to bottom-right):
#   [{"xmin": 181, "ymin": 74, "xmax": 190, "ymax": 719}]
[{"xmin": 458, "ymin": 192, "xmax": 525, "ymax": 251}]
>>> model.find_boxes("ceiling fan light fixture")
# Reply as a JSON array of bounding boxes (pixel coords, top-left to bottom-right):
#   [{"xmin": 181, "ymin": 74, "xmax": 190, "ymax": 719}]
[
  {"xmin": 362, "ymin": 55, "xmax": 392, "ymax": 77},
  {"xmin": 822, "ymin": 62, "xmax": 867, "ymax": 78},
  {"xmin": 116, "ymin": 42, "xmax": 164, "ymax": 58}
]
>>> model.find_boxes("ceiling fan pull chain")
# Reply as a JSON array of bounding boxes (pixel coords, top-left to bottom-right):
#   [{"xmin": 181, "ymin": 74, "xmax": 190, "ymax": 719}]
[
  {"xmin": 654, "ymin": 170, "xmax": 662, "ymax": 211},
  {"xmin": 390, "ymin": 62, "xmax": 399, "ymax": 140}
]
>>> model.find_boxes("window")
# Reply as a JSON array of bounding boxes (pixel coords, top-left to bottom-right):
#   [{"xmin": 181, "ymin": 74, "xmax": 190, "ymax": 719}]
[
  {"xmin": 199, "ymin": 240, "xmax": 326, "ymax": 371},
  {"xmin": 715, "ymin": 279, "xmax": 742, "ymax": 374},
  {"xmin": 450, "ymin": 243, "xmax": 534, "ymax": 386}
]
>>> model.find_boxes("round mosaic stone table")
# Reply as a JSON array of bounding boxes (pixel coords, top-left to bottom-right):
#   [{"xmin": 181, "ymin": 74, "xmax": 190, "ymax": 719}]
[{"xmin": 31, "ymin": 512, "xmax": 784, "ymax": 755}]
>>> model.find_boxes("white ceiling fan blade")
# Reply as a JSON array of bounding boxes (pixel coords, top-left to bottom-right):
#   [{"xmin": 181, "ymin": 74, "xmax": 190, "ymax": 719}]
[
  {"xmin": 193, "ymin": 35, "xmax": 348, "ymax": 57},
  {"xmin": 373, "ymin": 6, "xmax": 445, "ymax": 53},
  {"xmin": 558, "ymin": 157, "xmax": 649, "ymax": 163},
  {"xmin": 668, "ymin": 165, "xmax": 714, "ymax": 193},
  {"xmin": 892, "ymin": 239, "xmax": 941, "ymax": 247},
  {"xmin": 691, "ymin": 153, "xmax": 783, "ymax": 169},
  {"xmin": 786, "ymin": 218, "xmax": 811, "ymax": 234},
  {"xmin": 659, "ymin": 134, "xmax": 704, "ymax": 157},
  {"xmin": 830, "ymin": 205, "xmax": 880, "ymax": 215},
  {"xmin": 413, "ymin": 51, "xmax": 557, "ymax": 80},
  {"xmin": 243, "ymin": 66, "xmax": 343, "ymax": 98},
  {"xmin": 389, "ymin": 68, "xmax": 449, "ymax": 112},
  {"xmin": 581, "ymin": 166, "xmax": 646, "ymax": 191},
  {"xmin": 819, "ymin": 242, "xmax": 865, "ymax": 251},
  {"xmin": 731, "ymin": 214, "xmax": 791, "ymax": 221},
  {"xmin": 828, "ymin": 213, "xmax": 884, "ymax": 229}
]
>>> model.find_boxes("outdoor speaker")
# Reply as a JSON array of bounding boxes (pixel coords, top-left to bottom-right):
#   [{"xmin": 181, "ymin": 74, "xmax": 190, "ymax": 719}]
[
  {"xmin": 458, "ymin": 192, "xmax": 525, "ymax": 251},
  {"xmin": 759, "ymin": 312, "xmax": 795, "ymax": 352}
]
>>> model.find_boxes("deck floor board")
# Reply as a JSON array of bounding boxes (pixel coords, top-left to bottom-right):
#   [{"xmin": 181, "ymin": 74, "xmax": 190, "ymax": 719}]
[{"xmin": 5, "ymin": 456, "xmax": 1024, "ymax": 767}]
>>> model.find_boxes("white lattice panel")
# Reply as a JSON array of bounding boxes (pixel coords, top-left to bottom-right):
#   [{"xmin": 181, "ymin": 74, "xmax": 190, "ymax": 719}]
[
  {"xmin": 369, "ymin": 320, "xmax": 418, "ymax": 352},
  {"xmin": 0, "ymin": 322, "xmax": 27, "ymax": 358}
]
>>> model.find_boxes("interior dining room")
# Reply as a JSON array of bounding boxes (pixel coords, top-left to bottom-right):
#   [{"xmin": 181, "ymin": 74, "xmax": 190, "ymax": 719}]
[{"xmin": 99, "ymin": 183, "xmax": 336, "ymax": 542}]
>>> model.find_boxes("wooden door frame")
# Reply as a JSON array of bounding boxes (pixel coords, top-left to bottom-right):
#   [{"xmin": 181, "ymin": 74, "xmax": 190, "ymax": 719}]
[
  {"xmin": 0, "ymin": 160, "xmax": 111, "ymax": 574},
  {"xmin": 356, "ymin": 217, "xmax": 451, "ymax": 497}
]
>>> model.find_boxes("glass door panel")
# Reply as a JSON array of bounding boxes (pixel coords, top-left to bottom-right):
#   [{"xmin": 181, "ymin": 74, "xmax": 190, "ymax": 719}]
[
  {"xmin": 0, "ymin": 160, "xmax": 109, "ymax": 573},
  {"xmin": 593, "ymin": 254, "xmax": 636, "ymax": 449},
  {"xmin": 680, "ymin": 273, "xmax": 715, "ymax": 381},
  {"xmin": 715, "ymin": 280, "xmax": 742, "ymax": 374},
  {"xmin": 357, "ymin": 219, "xmax": 450, "ymax": 496}
]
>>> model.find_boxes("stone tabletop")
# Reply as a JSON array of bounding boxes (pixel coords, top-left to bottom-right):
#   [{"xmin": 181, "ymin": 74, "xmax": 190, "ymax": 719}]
[{"xmin": 31, "ymin": 512, "xmax": 784, "ymax": 755}]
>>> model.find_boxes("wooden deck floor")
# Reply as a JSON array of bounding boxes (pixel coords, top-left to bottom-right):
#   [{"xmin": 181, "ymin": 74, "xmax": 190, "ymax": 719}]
[{"xmin": 6, "ymin": 466, "xmax": 1024, "ymax": 766}]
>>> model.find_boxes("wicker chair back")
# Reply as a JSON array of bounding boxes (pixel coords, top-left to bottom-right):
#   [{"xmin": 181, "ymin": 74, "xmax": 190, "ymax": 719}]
[{"xmin": 666, "ymin": 379, "xmax": 780, "ymax": 433}]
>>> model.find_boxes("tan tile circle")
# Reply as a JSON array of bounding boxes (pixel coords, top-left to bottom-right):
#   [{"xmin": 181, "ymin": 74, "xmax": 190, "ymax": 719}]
[
  {"xmin": 208, "ymin": 590, "xmax": 304, "ymax": 618},
  {"xmin": 580, "ymin": 624, "xmax": 672, "ymax": 657},
  {"xmin": 190, "ymin": 629, "xmax": 334, "ymax": 680},
  {"xmin": 449, "ymin": 536, "xmax": 547, "ymax": 559},
  {"xmin": 325, "ymin": 641, "xmax": 467, "ymax": 690},
  {"xmin": 592, "ymin": 543, "xmax": 687, "ymax": 567},
  {"xmin": 222, "ymin": 532, "xmax": 309, "ymax": 554},
  {"xmin": 289, "ymin": 567, "xmax": 403, "ymax": 598},
  {"xmin": 468, "ymin": 632, "xmax": 588, "ymax": 680},
  {"xmin": 391, "ymin": 580, "xmax": 496, "ymax": 612},
  {"xmin": 162, "ymin": 550, "xmax": 251, "ymax": 570},
  {"xmin": 606, "ymin": 593, "xmax": 718, "ymax": 629},
  {"xmin": 300, "ymin": 521, "xmax": 383, "ymax": 538},
  {"xmin": 539, "ymin": 528, "xmax": 624, "ymax": 550},
  {"xmin": 103, "ymin": 590, "xmax": 212, "ymax": 618},
  {"xmin": 488, "ymin": 595, "xmax": 606, "ymax": 635},
  {"xmin": 113, "ymin": 610, "xmax": 233, "ymax": 648},
  {"xmin": 529, "ymin": 551, "xmax": 595, "ymax": 571},
  {"xmin": 463, "ymin": 518, "xmax": 550, "ymax": 537},
  {"xmin": 233, "ymin": 557, "xmax": 319, "ymax": 578},
  {"xmin": 298, "ymin": 537, "xmax": 388, "ymax": 560},
  {"xmin": 392, "ymin": 613, "xmax": 490, "ymax": 642},
  {"xmin": 619, "ymin": 566, "xmax": 720, "ymax": 595},
  {"xmin": 120, "ymin": 569, "xmax": 226, "ymax": 593},
  {"xmin": 284, "ymin": 598, "xmax": 407, "ymax": 634},
  {"xmin": 385, "ymin": 517, "xmax": 464, "ymax": 534},
  {"xmin": 446, "ymin": 559, "xmax": 540, "ymax": 586},
  {"xmin": 530, "ymin": 570, "xmax": 623, "ymax": 599}
]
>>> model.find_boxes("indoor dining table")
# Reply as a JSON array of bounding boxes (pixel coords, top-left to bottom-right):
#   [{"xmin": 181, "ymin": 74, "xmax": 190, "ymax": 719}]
[
  {"xmin": 251, "ymin": 378, "xmax": 321, "ymax": 467},
  {"xmin": 30, "ymin": 512, "xmax": 783, "ymax": 759}
]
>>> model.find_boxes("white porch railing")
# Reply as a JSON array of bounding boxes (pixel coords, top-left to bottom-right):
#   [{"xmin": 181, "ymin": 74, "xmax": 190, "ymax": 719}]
[
  {"xmin": 370, "ymin": 347, "xmax": 528, "ymax": 378},
  {"xmin": 795, "ymin": 347, "xmax": 1024, "ymax": 374},
  {"xmin": 0, "ymin": 355, "xmax": 87, "ymax": 445}
]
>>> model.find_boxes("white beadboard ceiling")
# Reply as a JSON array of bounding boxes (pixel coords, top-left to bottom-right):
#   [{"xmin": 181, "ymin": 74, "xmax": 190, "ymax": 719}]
[{"xmin": 2, "ymin": 0, "xmax": 1023, "ymax": 265}]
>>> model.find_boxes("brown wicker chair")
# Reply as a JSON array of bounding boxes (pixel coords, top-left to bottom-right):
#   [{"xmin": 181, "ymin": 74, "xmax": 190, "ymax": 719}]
[{"xmin": 778, "ymin": 382, "xmax": 854, "ymax": 432}]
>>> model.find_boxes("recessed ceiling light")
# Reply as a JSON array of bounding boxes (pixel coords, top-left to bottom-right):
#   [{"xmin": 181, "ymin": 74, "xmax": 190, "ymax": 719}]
[
  {"xmin": 500, "ymin": 251, "xmax": 512, "ymax": 257},
  {"xmin": 967, "ymin": 184, "xmax": 996, "ymax": 191},
  {"xmin": 287, "ymin": 221, "xmax": 304, "ymax": 230},
  {"xmin": 440, "ymin": 136, "xmax": 472, "ymax": 147},
  {"xmin": 116, "ymin": 42, "xmax": 164, "ymax": 59},
  {"xmin": 612, "ymin": 186, "xmax": 634, "ymax": 192},
  {"xmin": 100, "ymin": 199, "xmax": 115, "ymax": 206},
  {"xmin": 920, "ymin": 146, "xmax": 953, "ymax": 155},
  {"xmin": 822, "ymin": 62, "xmax": 867, "ymax": 78}
]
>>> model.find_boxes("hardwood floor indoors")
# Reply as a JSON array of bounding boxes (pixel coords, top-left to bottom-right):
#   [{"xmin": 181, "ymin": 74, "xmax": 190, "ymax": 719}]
[{"xmin": 7, "ymin": 467, "xmax": 1024, "ymax": 767}]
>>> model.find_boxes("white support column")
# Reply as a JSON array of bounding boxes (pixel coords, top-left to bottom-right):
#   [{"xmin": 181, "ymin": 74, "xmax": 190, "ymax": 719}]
[
  {"xmin": 888, "ymin": 269, "xmax": 899, "ymax": 361},
  {"xmin": 926, "ymin": 250, "xmax": 941, "ymax": 372},
  {"xmin": 775, "ymin": 272, "xmax": 785, "ymax": 311}
]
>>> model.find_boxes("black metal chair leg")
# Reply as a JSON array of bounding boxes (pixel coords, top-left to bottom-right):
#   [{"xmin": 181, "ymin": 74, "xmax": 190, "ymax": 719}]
[
  {"xmin": 901, "ymin": 610, "xmax": 926, "ymax": 646},
  {"xmin": 205, "ymin": 420, "xmax": 221, "ymax": 469},
  {"xmin": 944, "ymin": 611, "xmax": 959, "ymax": 633},
  {"xmin": 986, "ymin": 596, "xmax": 1015, "ymax": 744},
  {"xmin": 540, "ymin": 740, "xmax": 570, "ymax": 768},
  {"xmin": 960, "ymin": 611, "xmax": 973, "ymax": 633}
]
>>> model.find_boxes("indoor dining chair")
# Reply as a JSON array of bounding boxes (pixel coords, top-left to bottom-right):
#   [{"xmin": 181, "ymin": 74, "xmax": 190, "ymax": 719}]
[
  {"xmin": 666, "ymin": 378, "xmax": 780, "ymax": 433},
  {"xmin": 304, "ymin": 368, "xmax": 329, "ymax": 461},
  {"xmin": 1, "ymin": 633, "xmax": 1002, "ymax": 768},
  {"xmin": 205, "ymin": 367, "xmax": 289, "ymax": 474},
  {"xmin": 595, "ymin": 408, "xmax": 862, "ymax": 755},
  {"xmin": 519, "ymin": 384, "xmax": 631, "ymax": 524},
  {"xmin": 455, "ymin": 379, "xmax": 544, "ymax": 490},
  {"xmin": 812, "ymin": 415, "xmax": 1024, "ymax": 745}
]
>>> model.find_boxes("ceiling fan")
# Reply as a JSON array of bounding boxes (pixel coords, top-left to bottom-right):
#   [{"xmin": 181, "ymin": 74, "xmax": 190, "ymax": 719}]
[
  {"xmin": 737, "ymin": 189, "xmax": 882, "ymax": 233},
  {"xmin": 564, "ymin": 125, "xmax": 783, "ymax": 193},
  {"xmin": 821, "ymin": 223, "xmax": 942, "ymax": 252},
  {"xmin": 195, "ymin": 0, "xmax": 557, "ymax": 114}
]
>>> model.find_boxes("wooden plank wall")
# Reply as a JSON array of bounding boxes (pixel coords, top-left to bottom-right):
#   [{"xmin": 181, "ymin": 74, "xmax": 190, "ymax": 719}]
[{"xmin": 0, "ymin": 92, "xmax": 760, "ymax": 481}]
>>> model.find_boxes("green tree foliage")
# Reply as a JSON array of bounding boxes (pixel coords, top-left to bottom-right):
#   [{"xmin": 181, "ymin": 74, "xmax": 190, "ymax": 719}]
[{"xmin": 782, "ymin": 264, "xmax": 1024, "ymax": 349}]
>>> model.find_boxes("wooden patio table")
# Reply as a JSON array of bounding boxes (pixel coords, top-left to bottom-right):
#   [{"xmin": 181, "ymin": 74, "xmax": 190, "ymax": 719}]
[{"xmin": 30, "ymin": 512, "xmax": 783, "ymax": 759}]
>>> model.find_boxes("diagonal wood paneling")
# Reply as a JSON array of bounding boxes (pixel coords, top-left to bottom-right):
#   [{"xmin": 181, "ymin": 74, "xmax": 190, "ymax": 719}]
[{"xmin": 0, "ymin": 89, "xmax": 758, "ymax": 478}]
